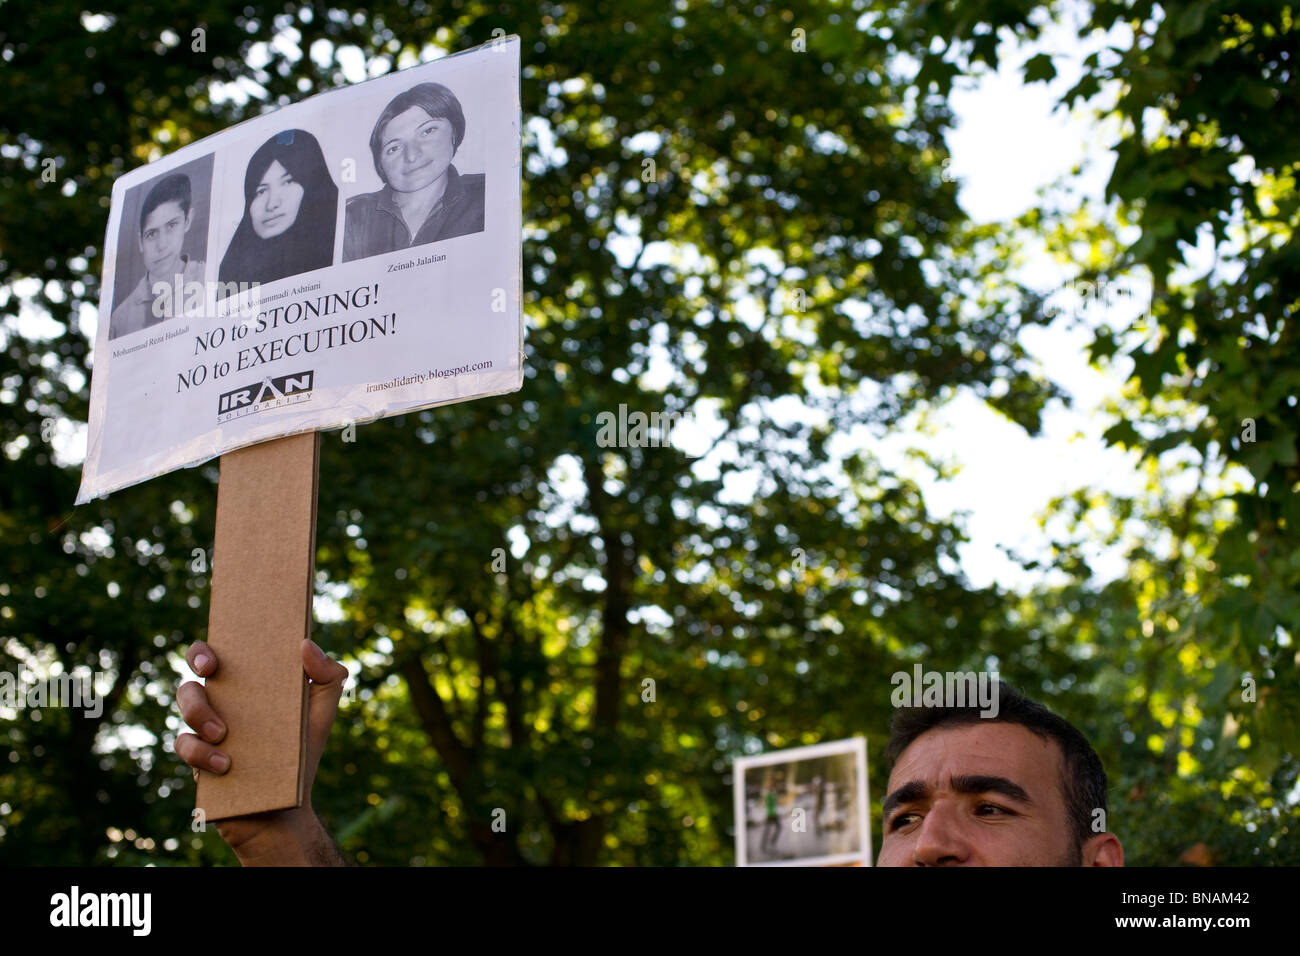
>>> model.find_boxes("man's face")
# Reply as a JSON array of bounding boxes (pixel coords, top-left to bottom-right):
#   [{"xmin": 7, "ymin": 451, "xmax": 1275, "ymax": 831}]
[
  {"xmin": 379, "ymin": 106, "xmax": 457, "ymax": 193},
  {"xmin": 877, "ymin": 722, "xmax": 1080, "ymax": 866},
  {"xmin": 139, "ymin": 200, "xmax": 191, "ymax": 279}
]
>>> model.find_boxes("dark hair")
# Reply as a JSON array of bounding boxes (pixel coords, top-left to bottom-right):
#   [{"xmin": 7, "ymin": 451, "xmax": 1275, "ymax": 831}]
[
  {"xmin": 368, "ymin": 82, "xmax": 466, "ymax": 184},
  {"xmin": 140, "ymin": 173, "xmax": 192, "ymax": 235},
  {"xmin": 217, "ymin": 129, "xmax": 338, "ymax": 287},
  {"xmin": 885, "ymin": 680, "xmax": 1108, "ymax": 860}
]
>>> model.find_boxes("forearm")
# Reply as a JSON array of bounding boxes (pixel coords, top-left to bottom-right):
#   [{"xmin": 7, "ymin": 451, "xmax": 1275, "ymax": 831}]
[{"xmin": 220, "ymin": 808, "xmax": 348, "ymax": 867}]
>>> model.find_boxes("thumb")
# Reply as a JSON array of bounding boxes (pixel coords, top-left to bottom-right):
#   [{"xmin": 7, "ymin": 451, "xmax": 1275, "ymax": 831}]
[
  {"xmin": 300, "ymin": 639, "xmax": 348, "ymax": 784},
  {"xmin": 303, "ymin": 638, "xmax": 349, "ymax": 689}
]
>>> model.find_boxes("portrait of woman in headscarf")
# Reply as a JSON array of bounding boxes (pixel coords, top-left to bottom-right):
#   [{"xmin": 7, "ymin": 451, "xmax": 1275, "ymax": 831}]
[
  {"xmin": 342, "ymin": 82, "xmax": 486, "ymax": 263},
  {"xmin": 218, "ymin": 128, "xmax": 339, "ymax": 287}
]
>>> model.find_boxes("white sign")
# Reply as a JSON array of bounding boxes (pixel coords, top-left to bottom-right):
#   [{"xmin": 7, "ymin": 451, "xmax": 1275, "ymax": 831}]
[
  {"xmin": 733, "ymin": 736, "xmax": 872, "ymax": 866},
  {"xmin": 77, "ymin": 37, "xmax": 523, "ymax": 504}
]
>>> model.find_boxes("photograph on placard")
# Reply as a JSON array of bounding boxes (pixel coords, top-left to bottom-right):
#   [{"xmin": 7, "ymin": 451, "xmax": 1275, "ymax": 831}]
[
  {"xmin": 342, "ymin": 80, "xmax": 486, "ymax": 262},
  {"xmin": 217, "ymin": 128, "xmax": 339, "ymax": 292},
  {"xmin": 733, "ymin": 737, "xmax": 871, "ymax": 866},
  {"xmin": 108, "ymin": 153, "xmax": 214, "ymax": 340}
]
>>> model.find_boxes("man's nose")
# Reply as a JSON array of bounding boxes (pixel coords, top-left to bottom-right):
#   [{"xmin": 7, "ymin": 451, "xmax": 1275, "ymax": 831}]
[{"xmin": 911, "ymin": 803, "xmax": 972, "ymax": 866}]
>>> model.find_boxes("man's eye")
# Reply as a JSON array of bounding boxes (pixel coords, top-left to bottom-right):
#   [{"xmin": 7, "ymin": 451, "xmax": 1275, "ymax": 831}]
[
  {"xmin": 889, "ymin": 812, "xmax": 919, "ymax": 831},
  {"xmin": 976, "ymin": 803, "xmax": 1013, "ymax": 817}
]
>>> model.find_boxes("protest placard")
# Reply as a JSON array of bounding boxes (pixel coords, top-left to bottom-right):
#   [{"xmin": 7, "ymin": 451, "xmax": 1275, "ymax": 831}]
[
  {"xmin": 77, "ymin": 36, "xmax": 522, "ymax": 820},
  {"xmin": 77, "ymin": 36, "xmax": 523, "ymax": 504}
]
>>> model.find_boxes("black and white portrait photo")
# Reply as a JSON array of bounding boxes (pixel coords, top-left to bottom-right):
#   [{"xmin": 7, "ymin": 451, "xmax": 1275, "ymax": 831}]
[
  {"xmin": 217, "ymin": 128, "xmax": 338, "ymax": 289},
  {"xmin": 342, "ymin": 82, "xmax": 486, "ymax": 262},
  {"xmin": 108, "ymin": 153, "xmax": 213, "ymax": 340}
]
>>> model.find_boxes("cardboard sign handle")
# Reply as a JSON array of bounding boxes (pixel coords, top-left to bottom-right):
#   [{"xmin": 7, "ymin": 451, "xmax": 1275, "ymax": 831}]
[{"xmin": 196, "ymin": 431, "xmax": 320, "ymax": 821}]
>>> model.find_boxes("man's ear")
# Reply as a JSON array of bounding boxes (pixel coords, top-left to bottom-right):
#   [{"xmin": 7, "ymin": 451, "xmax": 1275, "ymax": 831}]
[
  {"xmin": 183, "ymin": 208, "xmax": 194, "ymax": 233},
  {"xmin": 1081, "ymin": 831, "xmax": 1124, "ymax": 867}
]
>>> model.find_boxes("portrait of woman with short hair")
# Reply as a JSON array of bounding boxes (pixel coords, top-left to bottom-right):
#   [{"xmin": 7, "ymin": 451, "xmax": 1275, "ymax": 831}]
[
  {"xmin": 218, "ymin": 128, "xmax": 339, "ymax": 287},
  {"xmin": 342, "ymin": 82, "xmax": 486, "ymax": 262}
]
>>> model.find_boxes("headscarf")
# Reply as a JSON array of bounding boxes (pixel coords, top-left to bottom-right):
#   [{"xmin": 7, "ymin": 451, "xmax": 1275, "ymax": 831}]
[{"xmin": 218, "ymin": 129, "xmax": 338, "ymax": 286}]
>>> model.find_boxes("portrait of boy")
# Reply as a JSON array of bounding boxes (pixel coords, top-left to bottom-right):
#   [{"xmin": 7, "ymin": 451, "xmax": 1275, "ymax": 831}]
[{"xmin": 109, "ymin": 157, "xmax": 212, "ymax": 340}]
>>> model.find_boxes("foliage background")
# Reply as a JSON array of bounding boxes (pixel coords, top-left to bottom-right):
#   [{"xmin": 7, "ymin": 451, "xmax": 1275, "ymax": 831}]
[{"xmin": 0, "ymin": 0, "xmax": 1295, "ymax": 865}]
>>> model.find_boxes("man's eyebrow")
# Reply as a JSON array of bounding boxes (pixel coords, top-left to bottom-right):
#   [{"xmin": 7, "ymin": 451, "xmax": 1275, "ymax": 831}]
[
  {"xmin": 881, "ymin": 775, "xmax": 1033, "ymax": 820},
  {"xmin": 881, "ymin": 780, "xmax": 931, "ymax": 820},
  {"xmin": 950, "ymin": 774, "xmax": 1033, "ymax": 805}
]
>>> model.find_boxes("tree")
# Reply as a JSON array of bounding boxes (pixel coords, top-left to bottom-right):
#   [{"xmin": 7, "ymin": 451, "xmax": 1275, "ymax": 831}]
[
  {"xmin": 4, "ymin": 0, "xmax": 1291, "ymax": 868},
  {"xmin": 1047, "ymin": 0, "xmax": 1300, "ymax": 863},
  {"xmin": 967, "ymin": 0, "xmax": 1299, "ymax": 862},
  {"xmin": 2, "ymin": 0, "xmax": 1057, "ymax": 865}
]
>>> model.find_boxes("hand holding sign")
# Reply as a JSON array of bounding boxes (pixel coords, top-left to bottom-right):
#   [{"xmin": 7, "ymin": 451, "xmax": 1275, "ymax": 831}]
[{"xmin": 177, "ymin": 638, "xmax": 348, "ymax": 866}]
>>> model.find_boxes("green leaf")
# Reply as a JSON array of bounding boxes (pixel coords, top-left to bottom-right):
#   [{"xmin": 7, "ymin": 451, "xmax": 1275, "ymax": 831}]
[
  {"xmin": 1102, "ymin": 419, "xmax": 1142, "ymax": 447},
  {"xmin": 1023, "ymin": 53, "xmax": 1056, "ymax": 84},
  {"xmin": 1274, "ymin": 430, "xmax": 1298, "ymax": 467},
  {"xmin": 1173, "ymin": 0, "xmax": 1210, "ymax": 38}
]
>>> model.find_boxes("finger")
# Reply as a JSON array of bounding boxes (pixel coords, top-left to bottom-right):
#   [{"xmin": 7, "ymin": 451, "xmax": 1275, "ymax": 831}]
[
  {"xmin": 177, "ymin": 680, "xmax": 226, "ymax": 743},
  {"xmin": 303, "ymin": 640, "xmax": 347, "ymax": 739},
  {"xmin": 186, "ymin": 640, "xmax": 218, "ymax": 678},
  {"xmin": 301, "ymin": 640, "xmax": 349, "ymax": 784},
  {"xmin": 175, "ymin": 731, "xmax": 231, "ymax": 774},
  {"xmin": 303, "ymin": 639, "xmax": 349, "ymax": 689}
]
